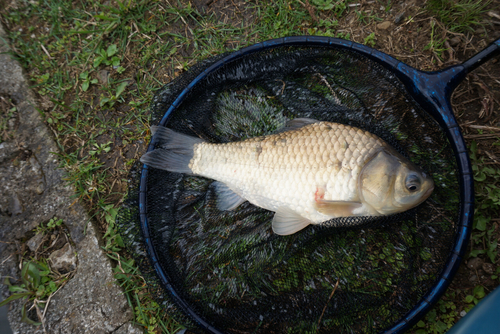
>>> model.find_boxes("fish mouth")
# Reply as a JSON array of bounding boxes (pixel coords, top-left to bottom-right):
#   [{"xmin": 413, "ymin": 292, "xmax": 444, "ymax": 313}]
[{"xmin": 423, "ymin": 185, "xmax": 434, "ymax": 199}]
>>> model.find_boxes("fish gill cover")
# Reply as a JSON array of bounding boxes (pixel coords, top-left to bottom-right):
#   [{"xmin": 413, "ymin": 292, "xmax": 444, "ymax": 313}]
[{"xmin": 117, "ymin": 45, "xmax": 460, "ymax": 333}]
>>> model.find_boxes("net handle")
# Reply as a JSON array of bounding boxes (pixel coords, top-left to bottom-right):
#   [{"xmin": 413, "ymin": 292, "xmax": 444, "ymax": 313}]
[
  {"xmin": 462, "ymin": 38, "xmax": 500, "ymax": 73},
  {"xmin": 139, "ymin": 36, "xmax": 492, "ymax": 334}
]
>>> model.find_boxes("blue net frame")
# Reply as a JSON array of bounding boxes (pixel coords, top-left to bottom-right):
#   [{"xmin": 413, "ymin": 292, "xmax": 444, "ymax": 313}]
[{"xmin": 119, "ymin": 37, "xmax": 500, "ymax": 333}]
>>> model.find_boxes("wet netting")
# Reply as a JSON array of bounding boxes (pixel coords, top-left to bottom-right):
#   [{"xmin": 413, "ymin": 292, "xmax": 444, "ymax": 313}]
[{"xmin": 117, "ymin": 39, "xmax": 466, "ymax": 333}]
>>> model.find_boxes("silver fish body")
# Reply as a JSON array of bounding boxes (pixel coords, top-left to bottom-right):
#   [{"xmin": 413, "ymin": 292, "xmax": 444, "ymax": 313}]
[{"xmin": 141, "ymin": 119, "xmax": 434, "ymax": 235}]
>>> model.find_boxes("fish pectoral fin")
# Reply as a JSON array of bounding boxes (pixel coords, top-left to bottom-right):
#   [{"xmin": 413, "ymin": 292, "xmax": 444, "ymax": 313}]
[
  {"xmin": 272, "ymin": 207, "xmax": 312, "ymax": 236},
  {"xmin": 314, "ymin": 199, "xmax": 363, "ymax": 217},
  {"xmin": 213, "ymin": 181, "xmax": 246, "ymax": 211}
]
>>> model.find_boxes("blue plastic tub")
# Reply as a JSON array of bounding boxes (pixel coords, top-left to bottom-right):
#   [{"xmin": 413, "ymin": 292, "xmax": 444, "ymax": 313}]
[{"xmin": 447, "ymin": 286, "xmax": 500, "ymax": 334}]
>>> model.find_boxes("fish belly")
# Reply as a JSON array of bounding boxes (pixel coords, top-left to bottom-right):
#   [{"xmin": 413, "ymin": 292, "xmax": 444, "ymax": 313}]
[{"xmin": 189, "ymin": 122, "xmax": 384, "ymax": 223}]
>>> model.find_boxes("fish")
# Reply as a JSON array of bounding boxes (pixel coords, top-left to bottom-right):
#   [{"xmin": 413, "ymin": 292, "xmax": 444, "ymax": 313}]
[{"xmin": 140, "ymin": 118, "xmax": 434, "ymax": 235}]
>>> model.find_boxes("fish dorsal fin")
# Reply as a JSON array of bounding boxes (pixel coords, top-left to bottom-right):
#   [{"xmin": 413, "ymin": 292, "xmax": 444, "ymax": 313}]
[
  {"xmin": 313, "ymin": 199, "xmax": 364, "ymax": 217},
  {"xmin": 274, "ymin": 118, "xmax": 320, "ymax": 134},
  {"xmin": 213, "ymin": 181, "xmax": 246, "ymax": 211},
  {"xmin": 272, "ymin": 207, "xmax": 312, "ymax": 235},
  {"xmin": 284, "ymin": 118, "xmax": 319, "ymax": 130}
]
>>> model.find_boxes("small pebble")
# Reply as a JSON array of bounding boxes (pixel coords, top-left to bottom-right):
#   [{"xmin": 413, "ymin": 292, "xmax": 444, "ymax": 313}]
[
  {"xmin": 460, "ymin": 310, "xmax": 467, "ymax": 317},
  {"xmin": 488, "ymin": 11, "xmax": 500, "ymax": 19},
  {"xmin": 97, "ymin": 70, "xmax": 110, "ymax": 84},
  {"xmin": 482, "ymin": 262, "xmax": 494, "ymax": 275},
  {"xmin": 9, "ymin": 193, "xmax": 23, "ymax": 216},
  {"xmin": 8, "ymin": 118, "xmax": 16, "ymax": 131},
  {"xmin": 449, "ymin": 36, "xmax": 461, "ymax": 47},
  {"xmin": 467, "ymin": 257, "xmax": 483, "ymax": 270},
  {"xmin": 27, "ymin": 233, "xmax": 44, "ymax": 252},
  {"xmin": 377, "ymin": 21, "xmax": 392, "ymax": 30},
  {"xmin": 36, "ymin": 182, "xmax": 45, "ymax": 195},
  {"xmin": 394, "ymin": 11, "xmax": 405, "ymax": 24},
  {"xmin": 49, "ymin": 243, "xmax": 77, "ymax": 273}
]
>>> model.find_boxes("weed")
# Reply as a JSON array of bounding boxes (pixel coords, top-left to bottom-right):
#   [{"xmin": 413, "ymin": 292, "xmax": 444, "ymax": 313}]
[
  {"xmin": 464, "ymin": 285, "xmax": 486, "ymax": 306},
  {"xmin": 427, "ymin": 0, "xmax": 491, "ymax": 33},
  {"xmin": 99, "ymin": 81, "xmax": 129, "ymax": 108},
  {"xmin": 423, "ymin": 20, "xmax": 448, "ymax": 62},
  {"xmin": 89, "ymin": 141, "xmax": 113, "ymax": 156},
  {"xmin": 102, "ymin": 204, "xmax": 124, "ymax": 252},
  {"xmin": 1, "ymin": 259, "xmax": 70, "ymax": 327},
  {"xmin": 93, "ymin": 44, "xmax": 121, "ymax": 69},
  {"xmin": 255, "ymin": 0, "xmax": 309, "ymax": 38},
  {"xmin": 384, "ymin": 1, "xmax": 392, "ymax": 13},
  {"xmin": 80, "ymin": 71, "xmax": 98, "ymax": 92},
  {"xmin": 311, "ymin": 0, "xmax": 336, "ymax": 11},
  {"xmin": 469, "ymin": 140, "xmax": 500, "ymax": 263},
  {"xmin": 413, "ymin": 138, "xmax": 500, "ymax": 333},
  {"xmin": 36, "ymin": 217, "xmax": 63, "ymax": 234},
  {"xmin": 363, "ymin": 32, "xmax": 376, "ymax": 47},
  {"xmin": 355, "ymin": 9, "xmax": 382, "ymax": 25},
  {"xmin": 311, "ymin": 0, "xmax": 349, "ymax": 16},
  {"xmin": 1, "ymin": 216, "xmax": 75, "ymax": 329},
  {"xmin": 413, "ymin": 291, "xmax": 460, "ymax": 333},
  {"xmin": 335, "ymin": 31, "xmax": 351, "ymax": 40}
]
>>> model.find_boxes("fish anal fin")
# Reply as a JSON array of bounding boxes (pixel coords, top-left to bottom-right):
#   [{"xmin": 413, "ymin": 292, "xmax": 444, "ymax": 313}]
[
  {"xmin": 313, "ymin": 199, "xmax": 363, "ymax": 217},
  {"xmin": 213, "ymin": 181, "xmax": 246, "ymax": 211},
  {"xmin": 272, "ymin": 207, "xmax": 312, "ymax": 235}
]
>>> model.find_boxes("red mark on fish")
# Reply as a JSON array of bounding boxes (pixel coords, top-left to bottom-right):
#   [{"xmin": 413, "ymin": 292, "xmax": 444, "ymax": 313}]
[{"xmin": 314, "ymin": 186, "xmax": 325, "ymax": 202}]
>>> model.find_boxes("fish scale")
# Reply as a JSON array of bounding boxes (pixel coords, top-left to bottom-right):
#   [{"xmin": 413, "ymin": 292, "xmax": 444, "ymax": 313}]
[
  {"xmin": 189, "ymin": 122, "xmax": 386, "ymax": 223},
  {"xmin": 142, "ymin": 119, "xmax": 434, "ymax": 235}
]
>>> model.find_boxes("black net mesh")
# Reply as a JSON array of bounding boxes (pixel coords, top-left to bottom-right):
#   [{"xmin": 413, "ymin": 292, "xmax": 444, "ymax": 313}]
[{"xmin": 117, "ymin": 46, "xmax": 460, "ymax": 333}]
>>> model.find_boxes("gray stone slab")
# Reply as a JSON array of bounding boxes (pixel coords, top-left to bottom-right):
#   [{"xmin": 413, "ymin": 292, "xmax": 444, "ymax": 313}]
[{"xmin": 0, "ymin": 19, "xmax": 142, "ymax": 334}]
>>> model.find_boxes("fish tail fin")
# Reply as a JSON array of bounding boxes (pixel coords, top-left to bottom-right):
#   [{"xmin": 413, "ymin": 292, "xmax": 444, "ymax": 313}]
[{"xmin": 140, "ymin": 126, "xmax": 204, "ymax": 174}]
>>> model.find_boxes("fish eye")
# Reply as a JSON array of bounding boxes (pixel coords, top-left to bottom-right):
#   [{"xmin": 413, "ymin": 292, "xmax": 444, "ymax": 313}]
[{"xmin": 405, "ymin": 174, "xmax": 421, "ymax": 192}]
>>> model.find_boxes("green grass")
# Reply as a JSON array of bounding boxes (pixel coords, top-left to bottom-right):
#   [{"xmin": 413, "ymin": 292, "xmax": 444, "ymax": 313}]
[
  {"xmin": 1, "ymin": 260, "xmax": 59, "ymax": 327},
  {"xmin": 0, "ymin": 217, "xmax": 74, "ymax": 328},
  {"xmin": 423, "ymin": 0, "xmax": 492, "ymax": 65},
  {"xmin": 427, "ymin": 0, "xmax": 491, "ymax": 33},
  {"xmin": 311, "ymin": 0, "xmax": 350, "ymax": 15},
  {"xmin": 423, "ymin": 19, "xmax": 449, "ymax": 62},
  {"xmin": 469, "ymin": 141, "xmax": 500, "ymax": 263}
]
